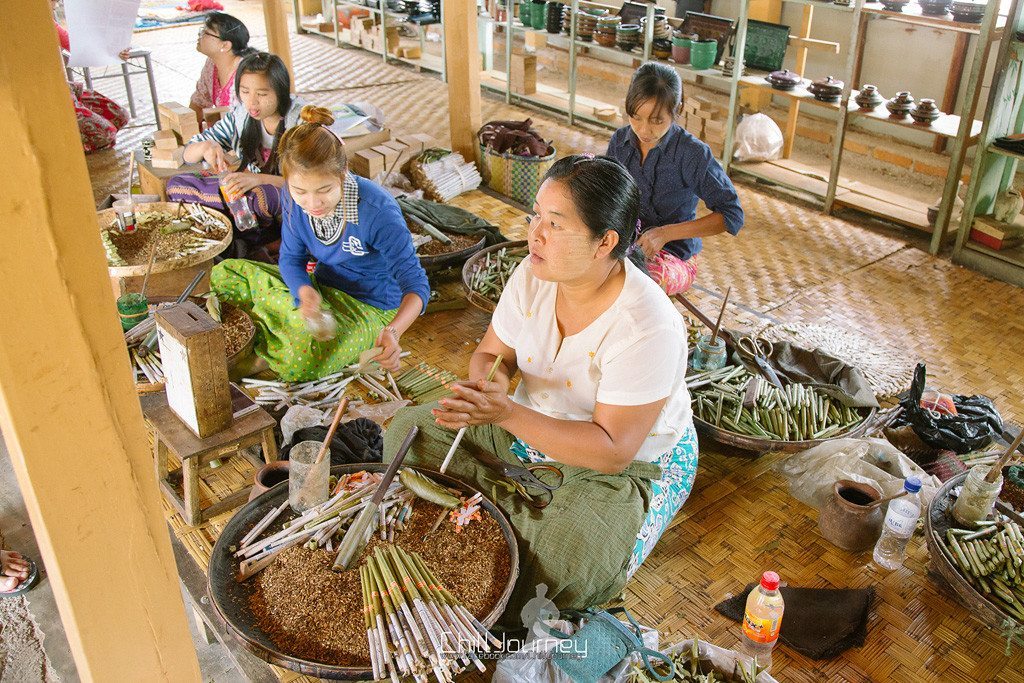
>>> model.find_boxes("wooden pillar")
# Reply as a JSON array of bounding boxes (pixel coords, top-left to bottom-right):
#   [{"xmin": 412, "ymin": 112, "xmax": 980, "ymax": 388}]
[
  {"xmin": 782, "ymin": 4, "xmax": 814, "ymax": 159},
  {"xmin": 746, "ymin": 0, "xmax": 782, "ymax": 110},
  {"xmin": 444, "ymin": 0, "xmax": 482, "ymax": 160},
  {"xmin": 0, "ymin": 5, "xmax": 201, "ymax": 681},
  {"xmin": 263, "ymin": 0, "xmax": 295, "ymax": 82}
]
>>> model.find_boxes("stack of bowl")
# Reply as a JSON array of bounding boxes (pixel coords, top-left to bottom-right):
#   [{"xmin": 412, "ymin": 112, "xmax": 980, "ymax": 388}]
[
  {"xmin": 950, "ymin": 0, "xmax": 985, "ymax": 22},
  {"xmin": 616, "ymin": 23, "xmax": 642, "ymax": 51},
  {"xmin": 917, "ymin": 0, "xmax": 951, "ymax": 15},
  {"xmin": 594, "ymin": 15, "xmax": 621, "ymax": 47},
  {"xmin": 640, "ymin": 15, "xmax": 672, "ymax": 41},
  {"xmin": 575, "ymin": 10, "xmax": 600, "ymax": 41},
  {"xmin": 545, "ymin": 2, "xmax": 564, "ymax": 33}
]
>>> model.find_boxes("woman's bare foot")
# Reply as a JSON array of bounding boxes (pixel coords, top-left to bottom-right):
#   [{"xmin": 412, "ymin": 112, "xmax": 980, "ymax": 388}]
[{"xmin": 1, "ymin": 550, "xmax": 30, "ymax": 592}]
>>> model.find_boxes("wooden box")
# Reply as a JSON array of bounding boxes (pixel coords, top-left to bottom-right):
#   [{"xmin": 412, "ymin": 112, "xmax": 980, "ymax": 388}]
[
  {"xmin": 155, "ymin": 302, "xmax": 232, "ymax": 439},
  {"xmin": 511, "ymin": 53, "xmax": 537, "ymax": 95},
  {"xmin": 350, "ymin": 148, "xmax": 386, "ymax": 179},
  {"xmin": 372, "ymin": 144, "xmax": 401, "ymax": 174},
  {"xmin": 151, "ymin": 147, "xmax": 184, "ymax": 169},
  {"xmin": 202, "ymin": 106, "xmax": 230, "ymax": 129}
]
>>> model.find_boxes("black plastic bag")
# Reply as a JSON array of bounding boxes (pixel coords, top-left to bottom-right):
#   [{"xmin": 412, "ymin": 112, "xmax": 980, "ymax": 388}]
[
  {"xmin": 281, "ymin": 418, "xmax": 384, "ymax": 465},
  {"xmin": 896, "ymin": 364, "xmax": 1002, "ymax": 454}
]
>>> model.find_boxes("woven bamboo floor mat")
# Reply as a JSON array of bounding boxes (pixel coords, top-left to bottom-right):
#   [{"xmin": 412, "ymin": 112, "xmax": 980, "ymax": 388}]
[{"xmin": 88, "ymin": 8, "xmax": 1024, "ymax": 680}]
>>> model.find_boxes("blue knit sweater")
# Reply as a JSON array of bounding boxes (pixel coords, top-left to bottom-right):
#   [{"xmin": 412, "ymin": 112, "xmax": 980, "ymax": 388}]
[{"xmin": 278, "ymin": 176, "xmax": 430, "ymax": 312}]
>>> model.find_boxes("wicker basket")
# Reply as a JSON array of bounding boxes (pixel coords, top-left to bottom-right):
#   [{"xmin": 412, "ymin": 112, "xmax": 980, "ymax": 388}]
[
  {"xmin": 924, "ymin": 472, "xmax": 1020, "ymax": 629},
  {"xmin": 461, "ymin": 240, "xmax": 528, "ymax": 313},
  {"xmin": 479, "ymin": 144, "xmax": 555, "ymax": 207}
]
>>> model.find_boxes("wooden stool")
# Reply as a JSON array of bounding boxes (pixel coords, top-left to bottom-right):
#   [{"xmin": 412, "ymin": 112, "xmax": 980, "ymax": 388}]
[{"xmin": 141, "ymin": 393, "xmax": 278, "ymax": 526}]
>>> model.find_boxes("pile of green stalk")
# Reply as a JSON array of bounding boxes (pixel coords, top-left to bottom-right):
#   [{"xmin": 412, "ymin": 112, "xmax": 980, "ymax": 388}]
[
  {"xmin": 361, "ymin": 545, "xmax": 499, "ymax": 683},
  {"xmin": 468, "ymin": 246, "xmax": 528, "ymax": 304},
  {"xmin": 933, "ymin": 517, "xmax": 1024, "ymax": 622},
  {"xmin": 395, "ymin": 363, "xmax": 461, "ymax": 404},
  {"xmin": 688, "ymin": 365, "xmax": 866, "ymax": 441},
  {"xmin": 627, "ymin": 638, "xmax": 760, "ymax": 683}
]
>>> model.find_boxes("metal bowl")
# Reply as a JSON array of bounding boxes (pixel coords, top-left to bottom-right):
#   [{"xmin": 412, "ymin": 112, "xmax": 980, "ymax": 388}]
[{"xmin": 207, "ymin": 463, "xmax": 520, "ymax": 680}]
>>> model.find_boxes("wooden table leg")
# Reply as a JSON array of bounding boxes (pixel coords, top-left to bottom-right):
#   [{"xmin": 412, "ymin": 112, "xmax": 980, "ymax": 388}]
[
  {"xmin": 182, "ymin": 457, "xmax": 201, "ymax": 526},
  {"xmin": 154, "ymin": 436, "xmax": 169, "ymax": 482},
  {"xmin": 260, "ymin": 427, "xmax": 279, "ymax": 464}
]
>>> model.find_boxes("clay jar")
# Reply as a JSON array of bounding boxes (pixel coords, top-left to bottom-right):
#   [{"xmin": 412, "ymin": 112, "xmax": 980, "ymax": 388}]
[
  {"xmin": 855, "ymin": 84, "xmax": 884, "ymax": 111},
  {"xmin": 886, "ymin": 91, "xmax": 915, "ymax": 118},
  {"xmin": 910, "ymin": 98, "xmax": 941, "ymax": 124},
  {"xmin": 766, "ymin": 69, "xmax": 802, "ymax": 91},
  {"xmin": 809, "ymin": 76, "xmax": 844, "ymax": 103},
  {"xmin": 818, "ymin": 479, "xmax": 884, "ymax": 552},
  {"xmin": 249, "ymin": 460, "xmax": 290, "ymax": 502}
]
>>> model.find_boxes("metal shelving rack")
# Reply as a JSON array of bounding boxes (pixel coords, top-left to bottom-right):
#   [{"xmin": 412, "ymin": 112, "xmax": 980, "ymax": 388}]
[
  {"xmin": 291, "ymin": 0, "xmax": 446, "ymax": 76},
  {"xmin": 952, "ymin": 0, "xmax": 1024, "ymax": 287},
  {"xmin": 482, "ymin": 0, "xmax": 1003, "ymax": 255}
]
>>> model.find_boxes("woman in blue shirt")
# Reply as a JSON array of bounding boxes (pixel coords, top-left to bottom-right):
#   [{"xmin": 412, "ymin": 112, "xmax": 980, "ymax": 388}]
[
  {"xmin": 606, "ymin": 62, "xmax": 744, "ymax": 295},
  {"xmin": 211, "ymin": 105, "xmax": 430, "ymax": 381}
]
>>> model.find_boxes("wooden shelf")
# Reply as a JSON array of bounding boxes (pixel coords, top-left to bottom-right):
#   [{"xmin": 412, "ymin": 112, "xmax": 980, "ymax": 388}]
[
  {"xmin": 862, "ymin": 3, "xmax": 1006, "ymax": 35},
  {"xmin": 963, "ymin": 239, "xmax": 1024, "ymax": 268},
  {"xmin": 847, "ymin": 93, "xmax": 983, "ymax": 141},
  {"xmin": 738, "ymin": 75, "xmax": 845, "ymax": 111},
  {"xmin": 986, "ymin": 143, "xmax": 1024, "ymax": 161},
  {"xmin": 780, "ymin": 0, "xmax": 858, "ymax": 13},
  {"xmin": 733, "ymin": 158, "xmax": 952, "ymax": 235},
  {"xmin": 481, "ymin": 69, "xmax": 621, "ymax": 123}
]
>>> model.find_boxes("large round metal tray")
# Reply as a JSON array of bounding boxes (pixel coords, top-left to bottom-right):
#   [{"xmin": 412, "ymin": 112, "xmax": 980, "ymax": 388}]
[
  {"xmin": 693, "ymin": 408, "xmax": 878, "ymax": 456},
  {"xmin": 207, "ymin": 463, "xmax": 520, "ymax": 680},
  {"xmin": 924, "ymin": 471, "xmax": 1020, "ymax": 629}
]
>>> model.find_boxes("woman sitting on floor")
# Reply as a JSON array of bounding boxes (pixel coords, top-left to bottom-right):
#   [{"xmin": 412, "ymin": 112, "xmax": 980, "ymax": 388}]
[
  {"xmin": 169, "ymin": 51, "xmax": 304, "ymax": 260},
  {"xmin": 189, "ymin": 12, "xmax": 254, "ymax": 121},
  {"xmin": 212, "ymin": 105, "xmax": 430, "ymax": 382},
  {"xmin": 606, "ymin": 62, "xmax": 744, "ymax": 295},
  {"xmin": 383, "ymin": 154, "xmax": 698, "ymax": 627}
]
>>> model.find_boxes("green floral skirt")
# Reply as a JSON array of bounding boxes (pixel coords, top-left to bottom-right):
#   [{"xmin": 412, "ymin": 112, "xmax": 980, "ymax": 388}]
[{"xmin": 211, "ymin": 259, "xmax": 396, "ymax": 381}]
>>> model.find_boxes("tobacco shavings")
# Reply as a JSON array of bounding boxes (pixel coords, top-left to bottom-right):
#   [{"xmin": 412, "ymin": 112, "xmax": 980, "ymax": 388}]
[
  {"xmin": 105, "ymin": 211, "xmax": 228, "ymax": 265},
  {"xmin": 247, "ymin": 500, "xmax": 511, "ymax": 667},
  {"xmin": 221, "ymin": 303, "xmax": 255, "ymax": 357}
]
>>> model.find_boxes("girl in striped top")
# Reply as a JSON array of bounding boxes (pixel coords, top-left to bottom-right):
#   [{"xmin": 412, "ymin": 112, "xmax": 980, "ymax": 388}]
[{"xmin": 168, "ymin": 52, "xmax": 305, "ymax": 259}]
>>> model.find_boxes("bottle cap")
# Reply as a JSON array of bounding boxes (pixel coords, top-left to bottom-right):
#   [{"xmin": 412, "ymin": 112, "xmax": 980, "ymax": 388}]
[
  {"xmin": 760, "ymin": 571, "xmax": 780, "ymax": 591},
  {"xmin": 904, "ymin": 476, "xmax": 922, "ymax": 494}
]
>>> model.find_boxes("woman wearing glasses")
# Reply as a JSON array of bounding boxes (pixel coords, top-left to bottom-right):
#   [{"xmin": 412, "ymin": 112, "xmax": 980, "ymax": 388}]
[
  {"xmin": 382, "ymin": 155, "xmax": 698, "ymax": 626},
  {"xmin": 190, "ymin": 12, "xmax": 254, "ymax": 122}
]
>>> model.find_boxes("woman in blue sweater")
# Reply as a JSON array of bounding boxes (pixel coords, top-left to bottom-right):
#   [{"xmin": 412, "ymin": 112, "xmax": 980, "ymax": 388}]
[{"xmin": 211, "ymin": 106, "xmax": 430, "ymax": 381}]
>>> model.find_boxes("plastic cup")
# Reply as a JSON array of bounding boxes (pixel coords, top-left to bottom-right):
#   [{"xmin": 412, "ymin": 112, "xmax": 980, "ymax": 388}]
[
  {"xmin": 690, "ymin": 39, "xmax": 718, "ymax": 71},
  {"xmin": 288, "ymin": 440, "xmax": 330, "ymax": 513}
]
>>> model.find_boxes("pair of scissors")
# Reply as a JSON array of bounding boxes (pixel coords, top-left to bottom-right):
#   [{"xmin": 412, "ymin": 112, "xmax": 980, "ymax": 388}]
[
  {"xmin": 471, "ymin": 449, "xmax": 564, "ymax": 509},
  {"xmin": 736, "ymin": 335, "xmax": 785, "ymax": 390}
]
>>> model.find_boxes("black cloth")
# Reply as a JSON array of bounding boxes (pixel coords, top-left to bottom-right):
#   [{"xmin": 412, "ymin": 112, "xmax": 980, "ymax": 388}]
[
  {"xmin": 723, "ymin": 331, "xmax": 879, "ymax": 409},
  {"xmin": 715, "ymin": 585, "xmax": 874, "ymax": 660},
  {"xmin": 281, "ymin": 418, "xmax": 384, "ymax": 466},
  {"xmin": 397, "ymin": 197, "xmax": 507, "ymax": 247}
]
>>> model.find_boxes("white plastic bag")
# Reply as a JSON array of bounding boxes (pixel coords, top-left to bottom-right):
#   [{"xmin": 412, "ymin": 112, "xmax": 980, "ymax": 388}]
[
  {"xmin": 776, "ymin": 437, "xmax": 941, "ymax": 511},
  {"xmin": 733, "ymin": 113, "xmax": 784, "ymax": 162},
  {"xmin": 492, "ymin": 618, "xmax": 659, "ymax": 683}
]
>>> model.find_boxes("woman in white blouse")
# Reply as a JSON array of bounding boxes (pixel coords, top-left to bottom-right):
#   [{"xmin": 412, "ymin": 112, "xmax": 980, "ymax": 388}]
[{"xmin": 384, "ymin": 155, "xmax": 698, "ymax": 626}]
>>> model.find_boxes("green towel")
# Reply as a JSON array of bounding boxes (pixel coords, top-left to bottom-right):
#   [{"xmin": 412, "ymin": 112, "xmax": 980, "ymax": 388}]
[{"xmin": 397, "ymin": 197, "xmax": 508, "ymax": 246}]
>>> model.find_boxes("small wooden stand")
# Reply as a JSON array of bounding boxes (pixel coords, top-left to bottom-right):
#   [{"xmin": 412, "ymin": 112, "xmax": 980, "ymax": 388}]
[{"xmin": 142, "ymin": 392, "xmax": 278, "ymax": 526}]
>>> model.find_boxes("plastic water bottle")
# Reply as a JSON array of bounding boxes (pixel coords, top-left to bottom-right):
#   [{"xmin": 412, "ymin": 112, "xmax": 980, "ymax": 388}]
[
  {"xmin": 219, "ymin": 178, "xmax": 258, "ymax": 231},
  {"xmin": 872, "ymin": 476, "xmax": 923, "ymax": 570},
  {"xmin": 738, "ymin": 571, "xmax": 784, "ymax": 672}
]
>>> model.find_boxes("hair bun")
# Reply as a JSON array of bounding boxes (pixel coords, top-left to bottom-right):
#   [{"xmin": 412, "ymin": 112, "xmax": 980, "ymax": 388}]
[{"xmin": 300, "ymin": 105, "xmax": 335, "ymax": 127}]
